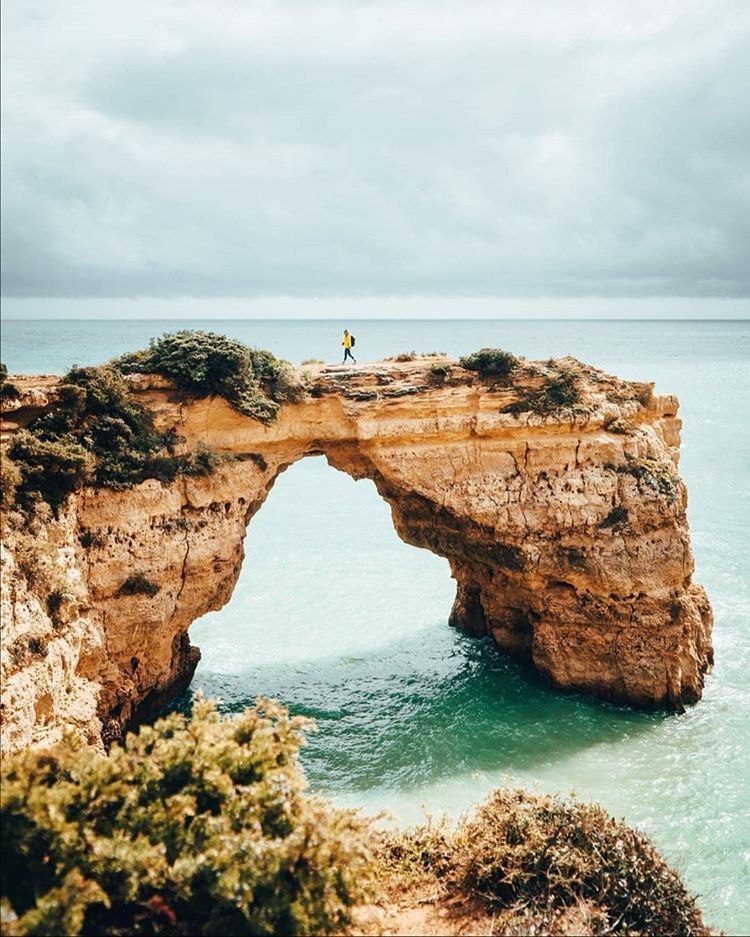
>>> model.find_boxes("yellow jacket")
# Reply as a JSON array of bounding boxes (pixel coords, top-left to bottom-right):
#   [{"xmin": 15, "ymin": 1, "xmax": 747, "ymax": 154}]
[{"xmin": 342, "ymin": 334, "xmax": 352, "ymax": 348}]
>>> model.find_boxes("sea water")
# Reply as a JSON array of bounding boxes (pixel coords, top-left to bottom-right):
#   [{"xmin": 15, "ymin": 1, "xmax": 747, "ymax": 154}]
[{"xmin": 2, "ymin": 318, "xmax": 748, "ymax": 932}]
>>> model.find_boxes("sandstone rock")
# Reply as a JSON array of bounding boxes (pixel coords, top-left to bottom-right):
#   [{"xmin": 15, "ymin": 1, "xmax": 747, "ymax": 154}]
[{"xmin": 0, "ymin": 356, "xmax": 713, "ymax": 753}]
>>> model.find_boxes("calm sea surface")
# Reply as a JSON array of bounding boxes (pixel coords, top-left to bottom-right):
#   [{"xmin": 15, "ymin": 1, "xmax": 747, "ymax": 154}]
[{"xmin": 3, "ymin": 318, "xmax": 749, "ymax": 933}]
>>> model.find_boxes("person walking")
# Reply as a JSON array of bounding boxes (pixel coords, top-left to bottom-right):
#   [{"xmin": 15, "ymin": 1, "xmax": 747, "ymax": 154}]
[{"xmin": 341, "ymin": 329, "xmax": 356, "ymax": 363}]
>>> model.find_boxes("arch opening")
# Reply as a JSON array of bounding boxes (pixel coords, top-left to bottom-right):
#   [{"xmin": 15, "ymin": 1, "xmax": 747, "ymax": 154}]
[
  {"xmin": 189, "ymin": 454, "xmax": 456, "ymax": 673},
  {"xmin": 174, "ymin": 457, "xmax": 664, "ymax": 797}
]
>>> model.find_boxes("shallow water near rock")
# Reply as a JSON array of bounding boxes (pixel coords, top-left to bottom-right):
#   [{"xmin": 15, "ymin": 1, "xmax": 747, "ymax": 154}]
[{"xmin": 4, "ymin": 317, "xmax": 749, "ymax": 933}]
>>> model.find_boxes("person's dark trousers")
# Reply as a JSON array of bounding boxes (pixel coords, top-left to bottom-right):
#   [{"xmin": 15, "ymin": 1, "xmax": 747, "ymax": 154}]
[{"xmin": 343, "ymin": 348, "xmax": 356, "ymax": 362}]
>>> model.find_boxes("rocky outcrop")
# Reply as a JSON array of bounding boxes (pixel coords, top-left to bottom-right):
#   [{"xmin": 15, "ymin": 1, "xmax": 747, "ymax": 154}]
[{"xmin": 0, "ymin": 356, "xmax": 713, "ymax": 753}]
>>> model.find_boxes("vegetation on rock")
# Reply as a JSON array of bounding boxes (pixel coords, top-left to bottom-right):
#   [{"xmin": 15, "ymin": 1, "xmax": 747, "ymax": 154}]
[
  {"xmin": 503, "ymin": 368, "xmax": 581, "ymax": 415},
  {"xmin": 620, "ymin": 456, "xmax": 680, "ymax": 503},
  {"xmin": 459, "ymin": 347, "xmax": 519, "ymax": 378},
  {"xmin": 429, "ymin": 363, "xmax": 453, "ymax": 385},
  {"xmin": 598, "ymin": 505, "xmax": 629, "ymax": 529},
  {"xmin": 114, "ymin": 330, "xmax": 304, "ymax": 422},
  {"xmin": 376, "ymin": 788, "xmax": 707, "ymax": 936},
  {"xmin": 4, "ymin": 363, "xmax": 237, "ymax": 516},
  {"xmin": 0, "ymin": 449, "xmax": 22, "ymax": 507},
  {"xmin": 8, "ymin": 430, "xmax": 91, "ymax": 515},
  {"xmin": 603, "ymin": 415, "xmax": 633, "ymax": 434},
  {"xmin": 0, "ymin": 691, "xmax": 710, "ymax": 937},
  {"xmin": 0, "ymin": 699, "xmax": 372, "ymax": 937},
  {"xmin": 3, "ymin": 505, "xmax": 76, "ymax": 619},
  {"xmin": 0, "ymin": 363, "xmax": 20, "ymax": 402},
  {"xmin": 117, "ymin": 573, "xmax": 161, "ymax": 598}
]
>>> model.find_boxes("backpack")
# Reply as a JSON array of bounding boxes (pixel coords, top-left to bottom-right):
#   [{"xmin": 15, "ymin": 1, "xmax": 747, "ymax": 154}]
[{"xmin": 350, "ymin": 335, "xmax": 356, "ymax": 347}]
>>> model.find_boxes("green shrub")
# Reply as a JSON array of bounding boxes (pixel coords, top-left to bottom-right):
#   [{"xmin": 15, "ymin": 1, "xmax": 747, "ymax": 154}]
[
  {"xmin": 429, "ymin": 363, "xmax": 452, "ymax": 385},
  {"xmin": 503, "ymin": 369, "xmax": 581, "ymax": 415},
  {"xmin": 0, "ymin": 698, "xmax": 372, "ymax": 936},
  {"xmin": 377, "ymin": 789, "xmax": 707, "ymax": 936},
  {"xmin": 0, "ymin": 450, "xmax": 22, "ymax": 509},
  {"xmin": 544, "ymin": 371, "xmax": 579, "ymax": 407},
  {"xmin": 183, "ymin": 443, "xmax": 230, "ymax": 477},
  {"xmin": 265, "ymin": 359, "xmax": 306, "ymax": 404},
  {"xmin": 374, "ymin": 821, "xmax": 454, "ymax": 886},
  {"xmin": 0, "ymin": 362, "xmax": 20, "ymax": 402},
  {"xmin": 118, "ymin": 573, "xmax": 160, "ymax": 598},
  {"xmin": 7, "ymin": 367, "xmax": 160, "ymax": 510},
  {"xmin": 452, "ymin": 789, "xmax": 705, "ymax": 935},
  {"xmin": 459, "ymin": 348, "xmax": 519, "ymax": 379},
  {"xmin": 62, "ymin": 367, "xmax": 174, "ymax": 491},
  {"xmin": 8, "ymin": 431, "xmax": 91, "ymax": 514},
  {"xmin": 5, "ymin": 363, "xmax": 234, "ymax": 514},
  {"xmin": 114, "ymin": 331, "xmax": 303, "ymax": 422}
]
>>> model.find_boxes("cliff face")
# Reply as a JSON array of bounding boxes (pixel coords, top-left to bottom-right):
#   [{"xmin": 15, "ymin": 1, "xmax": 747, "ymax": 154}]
[{"xmin": 0, "ymin": 356, "xmax": 713, "ymax": 753}]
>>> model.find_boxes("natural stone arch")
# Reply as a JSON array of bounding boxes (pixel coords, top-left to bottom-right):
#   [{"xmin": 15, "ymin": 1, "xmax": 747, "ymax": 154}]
[{"xmin": 1, "ymin": 356, "xmax": 713, "ymax": 751}]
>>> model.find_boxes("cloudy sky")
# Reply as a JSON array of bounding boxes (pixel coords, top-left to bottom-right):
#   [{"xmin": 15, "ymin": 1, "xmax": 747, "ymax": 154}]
[{"xmin": 2, "ymin": 0, "xmax": 749, "ymax": 317}]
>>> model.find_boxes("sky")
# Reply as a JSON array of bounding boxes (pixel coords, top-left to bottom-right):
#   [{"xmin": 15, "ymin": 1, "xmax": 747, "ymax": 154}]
[{"xmin": 1, "ymin": 0, "xmax": 749, "ymax": 319}]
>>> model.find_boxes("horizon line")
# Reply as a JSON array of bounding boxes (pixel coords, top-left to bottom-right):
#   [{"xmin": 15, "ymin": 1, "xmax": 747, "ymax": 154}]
[{"xmin": 2, "ymin": 316, "xmax": 749, "ymax": 323}]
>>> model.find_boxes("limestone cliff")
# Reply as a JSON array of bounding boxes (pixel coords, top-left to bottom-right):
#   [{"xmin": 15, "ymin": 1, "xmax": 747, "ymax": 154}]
[{"xmin": 0, "ymin": 355, "xmax": 713, "ymax": 754}]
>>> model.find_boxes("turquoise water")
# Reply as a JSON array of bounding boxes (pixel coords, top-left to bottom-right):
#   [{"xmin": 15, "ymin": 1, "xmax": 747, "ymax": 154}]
[{"xmin": 2, "ymin": 318, "xmax": 749, "ymax": 933}]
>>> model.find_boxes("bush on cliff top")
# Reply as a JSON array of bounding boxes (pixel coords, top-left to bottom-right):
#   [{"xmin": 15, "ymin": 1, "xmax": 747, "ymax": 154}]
[
  {"xmin": 8, "ymin": 431, "xmax": 92, "ymax": 515},
  {"xmin": 459, "ymin": 347, "xmax": 519, "ymax": 378},
  {"xmin": 6, "ymin": 330, "xmax": 305, "ymax": 513},
  {"xmin": 6, "ymin": 364, "xmax": 239, "ymax": 515},
  {"xmin": 114, "ymin": 330, "xmax": 304, "ymax": 422},
  {"xmin": 8, "ymin": 366, "xmax": 170, "ymax": 512},
  {"xmin": 0, "ymin": 698, "xmax": 372, "ymax": 937},
  {"xmin": 502, "ymin": 368, "xmax": 581, "ymax": 416},
  {"xmin": 1, "ymin": 362, "xmax": 20, "ymax": 402}
]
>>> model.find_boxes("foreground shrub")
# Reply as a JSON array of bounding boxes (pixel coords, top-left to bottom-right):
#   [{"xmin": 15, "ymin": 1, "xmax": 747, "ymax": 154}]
[
  {"xmin": 455, "ymin": 789, "xmax": 704, "ymax": 934},
  {"xmin": 459, "ymin": 347, "xmax": 519, "ymax": 378},
  {"xmin": 0, "ymin": 699, "xmax": 372, "ymax": 936},
  {"xmin": 114, "ymin": 331, "xmax": 303, "ymax": 422},
  {"xmin": 377, "ymin": 788, "xmax": 706, "ymax": 936}
]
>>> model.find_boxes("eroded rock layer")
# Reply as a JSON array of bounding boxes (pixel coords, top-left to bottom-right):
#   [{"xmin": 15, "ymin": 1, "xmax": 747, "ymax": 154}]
[{"xmin": 0, "ymin": 356, "xmax": 713, "ymax": 753}]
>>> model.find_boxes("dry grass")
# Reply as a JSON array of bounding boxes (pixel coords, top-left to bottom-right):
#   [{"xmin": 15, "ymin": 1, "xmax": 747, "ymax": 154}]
[{"xmin": 363, "ymin": 788, "xmax": 708, "ymax": 937}]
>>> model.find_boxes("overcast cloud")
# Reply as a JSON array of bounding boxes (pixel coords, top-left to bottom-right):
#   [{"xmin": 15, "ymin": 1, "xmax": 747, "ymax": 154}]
[{"xmin": 2, "ymin": 0, "xmax": 749, "ymax": 303}]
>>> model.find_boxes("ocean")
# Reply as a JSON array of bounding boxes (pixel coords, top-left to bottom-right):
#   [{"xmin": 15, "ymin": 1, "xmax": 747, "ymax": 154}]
[{"xmin": 2, "ymin": 317, "xmax": 749, "ymax": 933}]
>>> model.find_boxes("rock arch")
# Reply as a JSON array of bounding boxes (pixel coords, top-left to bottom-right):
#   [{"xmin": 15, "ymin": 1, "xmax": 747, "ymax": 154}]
[{"xmin": 1, "ymin": 356, "xmax": 713, "ymax": 751}]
